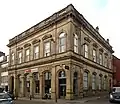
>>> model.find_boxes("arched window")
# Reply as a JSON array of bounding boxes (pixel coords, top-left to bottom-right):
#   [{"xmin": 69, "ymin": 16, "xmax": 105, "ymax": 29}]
[
  {"xmin": 59, "ymin": 32, "xmax": 66, "ymax": 53},
  {"xmin": 74, "ymin": 34, "xmax": 78, "ymax": 53},
  {"xmin": 99, "ymin": 75, "xmax": 102, "ymax": 90},
  {"xmin": 83, "ymin": 71, "xmax": 88, "ymax": 90},
  {"xmin": 92, "ymin": 74, "xmax": 96, "ymax": 90}
]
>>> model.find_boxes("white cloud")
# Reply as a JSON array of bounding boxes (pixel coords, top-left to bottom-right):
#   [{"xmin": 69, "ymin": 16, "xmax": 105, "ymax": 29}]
[{"xmin": 0, "ymin": 0, "xmax": 120, "ymax": 57}]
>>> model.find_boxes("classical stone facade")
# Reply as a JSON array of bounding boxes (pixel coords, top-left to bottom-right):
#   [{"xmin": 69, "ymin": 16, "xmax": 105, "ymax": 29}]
[{"xmin": 7, "ymin": 4, "xmax": 114, "ymax": 100}]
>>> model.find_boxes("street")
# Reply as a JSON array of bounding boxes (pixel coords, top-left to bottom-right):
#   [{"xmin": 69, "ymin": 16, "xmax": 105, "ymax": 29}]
[{"xmin": 13, "ymin": 97, "xmax": 118, "ymax": 104}]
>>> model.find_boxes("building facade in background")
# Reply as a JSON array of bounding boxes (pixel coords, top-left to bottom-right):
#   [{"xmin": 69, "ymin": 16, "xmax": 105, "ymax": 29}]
[
  {"xmin": 113, "ymin": 55, "xmax": 120, "ymax": 87},
  {"xmin": 0, "ymin": 55, "xmax": 9, "ymax": 91},
  {"xmin": 7, "ymin": 4, "xmax": 114, "ymax": 99}
]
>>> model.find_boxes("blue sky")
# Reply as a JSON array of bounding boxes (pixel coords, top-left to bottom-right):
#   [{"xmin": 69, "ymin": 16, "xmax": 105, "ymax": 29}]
[{"xmin": 0, "ymin": 0, "xmax": 120, "ymax": 58}]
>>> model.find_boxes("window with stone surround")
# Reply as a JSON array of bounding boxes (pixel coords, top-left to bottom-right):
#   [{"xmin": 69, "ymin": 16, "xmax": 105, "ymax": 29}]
[
  {"xmin": 104, "ymin": 76, "xmax": 107, "ymax": 90},
  {"xmin": 25, "ymin": 49, "xmax": 30, "ymax": 62},
  {"xmin": 83, "ymin": 71, "xmax": 88, "ymax": 90},
  {"xmin": 18, "ymin": 52, "xmax": 22, "ymax": 64},
  {"xmin": 34, "ymin": 45, "xmax": 39, "ymax": 59},
  {"xmin": 59, "ymin": 32, "xmax": 66, "ymax": 53},
  {"xmin": 74, "ymin": 34, "xmax": 78, "ymax": 53},
  {"xmin": 99, "ymin": 53, "xmax": 103, "ymax": 65},
  {"xmin": 104, "ymin": 56, "xmax": 107, "ymax": 67},
  {"xmin": 11, "ymin": 53, "xmax": 15, "ymax": 65},
  {"xmin": 44, "ymin": 41, "xmax": 50, "ymax": 57},
  {"xmin": 84, "ymin": 44, "xmax": 88, "ymax": 58},
  {"xmin": 93, "ymin": 49, "xmax": 97, "ymax": 62},
  {"xmin": 99, "ymin": 75, "xmax": 102, "ymax": 90},
  {"xmin": 92, "ymin": 74, "xmax": 96, "ymax": 90}
]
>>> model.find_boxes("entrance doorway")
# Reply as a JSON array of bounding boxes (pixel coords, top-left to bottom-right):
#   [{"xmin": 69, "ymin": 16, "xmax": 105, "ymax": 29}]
[
  {"xmin": 11, "ymin": 76, "xmax": 14, "ymax": 94},
  {"xmin": 58, "ymin": 71, "xmax": 66, "ymax": 98}
]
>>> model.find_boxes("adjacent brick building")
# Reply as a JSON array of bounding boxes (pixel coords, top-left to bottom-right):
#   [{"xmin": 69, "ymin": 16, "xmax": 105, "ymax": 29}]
[
  {"xmin": 113, "ymin": 55, "xmax": 120, "ymax": 87},
  {"xmin": 7, "ymin": 4, "xmax": 114, "ymax": 100}
]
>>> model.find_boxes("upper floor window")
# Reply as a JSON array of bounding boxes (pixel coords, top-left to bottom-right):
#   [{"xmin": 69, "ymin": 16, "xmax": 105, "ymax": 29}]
[
  {"xmin": 34, "ymin": 46, "xmax": 39, "ymax": 59},
  {"xmin": 104, "ymin": 56, "xmax": 107, "ymax": 67},
  {"xmin": 99, "ymin": 53, "xmax": 103, "ymax": 65},
  {"xmin": 11, "ymin": 53, "xmax": 14, "ymax": 65},
  {"xmin": 59, "ymin": 32, "xmax": 66, "ymax": 53},
  {"xmin": 74, "ymin": 34, "xmax": 78, "ymax": 53},
  {"xmin": 44, "ymin": 41, "xmax": 50, "ymax": 57},
  {"xmin": 84, "ymin": 44, "xmax": 88, "ymax": 58},
  {"xmin": 25, "ymin": 49, "xmax": 30, "ymax": 62},
  {"xmin": 83, "ymin": 71, "xmax": 88, "ymax": 90},
  {"xmin": 45, "ymin": 72, "xmax": 51, "ymax": 80},
  {"xmin": 92, "ymin": 74, "xmax": 96, "ymax": 90},
  {"xmin": 18, "ymin": 52, "xmax": 22, "ymax": 64},
  {"xmin": 93, "ymin": 49, "xmax": 97, "ymax": 62}
]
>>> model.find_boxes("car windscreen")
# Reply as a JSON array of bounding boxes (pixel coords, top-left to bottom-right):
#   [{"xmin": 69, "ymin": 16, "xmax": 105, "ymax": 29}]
[
  {"xmin": 112, "ymin": 88, "xmax": 120, "ymax": 92},
  {"xmin": 0, "ymin": 94, "xmax": 10, "ymax": 99}
]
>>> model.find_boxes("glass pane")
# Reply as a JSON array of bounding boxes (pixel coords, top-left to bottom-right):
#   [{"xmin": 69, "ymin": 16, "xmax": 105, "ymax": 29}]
[
  {"xmin": 35, "ymin": 46, "xmax": 39, "ymax": 53},
  {"xmin": 59, "ymin": 33, "xmax": 65, "ymax": 38}
]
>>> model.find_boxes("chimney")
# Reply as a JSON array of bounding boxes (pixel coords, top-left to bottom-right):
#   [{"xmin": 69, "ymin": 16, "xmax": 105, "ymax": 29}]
[
  {"xmin": 96, "ymin": 26, "xmax": 99, "ymax": 32},
  {"xmin": 107, "ymin": 39, "xmax": 109, "ymax": 43}
]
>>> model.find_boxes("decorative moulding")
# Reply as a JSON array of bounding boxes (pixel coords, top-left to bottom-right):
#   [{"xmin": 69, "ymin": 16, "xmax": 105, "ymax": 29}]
[
  {"xmin": 84, "ymin": 37, "xmax": 91, "ymax": 43},
  {"xmin": 93, "ymin": 43, "xmax": 98, "ymax": 48},
  {"xmin": 16, "ymin": 47, "xmax": 23, "ymax": 51},
  {"xmin": 32, "ymin": 39, "xmax": 40, "ymax": 44},
  {"xmin": 24, "ymin": 43, "xmax": 31, "ymax": 48},
  {"xmin": 99, "ymin": 48, "xmax": 104, "ymax": 52},
  {"xmin": 42, "ymin": 34, "xmax": 52, "ymax": 40},
  {"xmin": 104, "ymin": 52, "xmax": 108, "ymax": 56}
]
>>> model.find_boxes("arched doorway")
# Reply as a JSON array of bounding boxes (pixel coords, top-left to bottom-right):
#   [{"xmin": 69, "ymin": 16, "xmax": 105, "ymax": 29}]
[
  {"xmin": 10, "ymin": 76, "xmax": 14, "ymax": 94},
  {"xmin": 73, "ymin": 72, "xmax": 78, "ymax": 96},
  {"xmin": 58, "ymin": 71, "xmax": 66, "ymax": 98}
]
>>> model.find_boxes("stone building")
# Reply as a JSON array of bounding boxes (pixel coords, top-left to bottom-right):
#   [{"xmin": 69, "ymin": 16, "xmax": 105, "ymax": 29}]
[
  {"xmin": 0, "ymin": 55, "xmax": 9, "ymax": 91},
  {"xmin": 7, "ymin": 4, "xmax": 114, "ymax": 100}
]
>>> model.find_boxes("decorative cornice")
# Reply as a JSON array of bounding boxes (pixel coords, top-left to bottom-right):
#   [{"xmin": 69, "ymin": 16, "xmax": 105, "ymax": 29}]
[
  {"xmin": 104, "ymin": 52, "xmax": 108, "ymax": 56},
  {"xmin": 32, "ymin": 39, "xmax": 40, "ymax": 44},
  {"xmin": 99, "ymin": 73, "xmax": 103, "ymax": 77},
  {"xmin": 42, "ymin": 34, "xmax": 52, "ymax": 40},
  {"xmin": 92, "ymin": 72, "xmax": 97, "ymax": 75},
  {"xmin": 24, "ymin": 43, "xmax": 31, "ymax": 48},
  {"xmin": 84, "ymin": 37, "xmax": 91, "ymax": 43}
]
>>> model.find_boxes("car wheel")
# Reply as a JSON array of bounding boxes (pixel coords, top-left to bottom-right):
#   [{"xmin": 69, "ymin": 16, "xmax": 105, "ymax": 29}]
[{"xmin": 109, "ymin": 100, "xmax": 114, "ymax": 103}]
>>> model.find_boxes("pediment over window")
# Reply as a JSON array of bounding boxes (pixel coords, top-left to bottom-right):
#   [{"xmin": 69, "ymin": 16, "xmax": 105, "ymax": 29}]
[
  {"xmin": 93, "ymin": 43, "xmax": 98, "ymax": 48},
  {"xmin": 16, "ymin": 47, "xmax": 23, "ymax": 51},
  {"xmin": 24, "ymin": 43, "xmax": 31, "ymax": 48},
  {"xmin": 32, "ymin": 39, "xmax": 40, "ymax": 44},
  {"xmin": 104, "ymin": 52, "xmax": 108, "ymax": 56},
  {"xmin": 42, "ymin": 34, "xmax": 52, "ymax": 40},
  {"xmin": 99, "ymin": 74, "xmax": 103, "ymax": 77},
  {"xmin": 92, "ymin": 72, "xmax": 97, "ymax": 75},
  {"xmin": 84, "ymin": 37, "xmax": 91, "ymax": 43},
  {"xmin": 99, "ymin": 48, "xmax": 104, "ymax": 52}
]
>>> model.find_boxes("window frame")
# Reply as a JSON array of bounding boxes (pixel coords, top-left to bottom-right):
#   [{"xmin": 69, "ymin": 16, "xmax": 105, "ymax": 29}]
[
  {"xmin": 83, "ymin": 71, "xmax": 88, "ymax": 90},
  {"xmin": 18, "ymin": 51, "xmax": 22, "ymax": 64},
  {"xmin": 92, "ymin": 74, "xmax": 96, "ymax": 90},
  {"xmin": 33, "ymin": 45, "xmax": 39, "ymax": 59},
  {"xmin": 84, "ymin": 44, "xmax": 89, "ymax": 58},
  {"xmin": 11, "ymin": 53, "xmax": 15, "ymax": 65},
  {"xmin": 74, "ymin": 34, "xmax": 78, "ymax": 53},
  {"xmin": 25, "ymin": 48, "xmax": 30, "ymax": 62},
  {"xmin": 99, "ymin": 53, "xmax": 103, "ymax": 65},
  {"xmin": 44, "ymin": 41, "xmax": 51, "ymax": 57},
  {"xmin": 93, "ymin": 49, "xmax": 97, "ymax": 62},
  {"xmin": 59, "ymin": 32, "xmax": 66, "ymax": 53}
]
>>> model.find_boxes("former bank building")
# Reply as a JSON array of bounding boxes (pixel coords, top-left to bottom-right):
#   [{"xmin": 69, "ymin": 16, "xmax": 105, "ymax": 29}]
[{"xmin": 7, "ymin": 4, "xmax": 114, "ymax": 100}]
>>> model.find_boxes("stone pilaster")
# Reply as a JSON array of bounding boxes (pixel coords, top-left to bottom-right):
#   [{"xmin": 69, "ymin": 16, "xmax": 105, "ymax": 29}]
[
  {"xmin": 66, "ymin": 64, "xmax": 73, "ymax": 100},
  {"xmin": 21, "ymin": 75, "xmax": 25, "ymax": 97},
  {"xmin": 30, "ymin": 73, "xmax": 34, "ymax": 97},
  {"xmin": 39, "ymin": 73, "xmax": 43, "ymax": 99},
  {"xmin": 14, "ymin": 75, "xmax": 18, "ymax": 98}
]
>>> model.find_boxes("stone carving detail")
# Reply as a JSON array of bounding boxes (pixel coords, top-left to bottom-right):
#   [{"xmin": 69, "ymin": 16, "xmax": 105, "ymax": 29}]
[
  {"xmin": 84, "ymin": 37, "xmax": 91, "ymax": 43},
  {"xmin": 99, "ymin": 48, "xmax": 103, "ymax": 52},
  {"xmin": 16, "ymin": 47, "xmax": 23, "ymax": 51},
  {"xmin": 42, "ymin": 34, "xmax": 52, "ymax": 40},
  {"xmin": 24, "ymin": 43, "xmax": 31, "ymax": 48},
  {"xmin": 93, "ymin": 43, "xmax": 98, "ymax": 48},
  {"xmin": 32, "ymin": 39, "xmax": 40, "ymax": 44}
]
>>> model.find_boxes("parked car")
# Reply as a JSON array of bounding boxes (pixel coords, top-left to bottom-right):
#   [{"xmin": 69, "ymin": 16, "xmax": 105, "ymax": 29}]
[
  {"xmin": 109, "ymin": 87, "xmax": 120, "ymax": 103},
  {"xmin": 0, "ymin": 93, "xmax": 13, "ymax": 104},
  {"xmin": 7, "ymin": 91, "xmax": 14, "ymax": 100}
]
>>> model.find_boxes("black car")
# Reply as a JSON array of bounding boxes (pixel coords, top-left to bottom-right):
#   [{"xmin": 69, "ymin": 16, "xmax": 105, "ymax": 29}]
[
  {"xmin": 109, "ymin": 87, "xmax": 120, "ymax": 103},
  {"xmin": 7, "ymin": 91, "xmax": 14, "ymax": 100}
]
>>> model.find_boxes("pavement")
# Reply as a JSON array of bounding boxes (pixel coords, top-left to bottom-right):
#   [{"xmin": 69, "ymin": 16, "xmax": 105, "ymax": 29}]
[{"xmin": 15, "ymin": 95, "xmax": 108, "ymax": 104}]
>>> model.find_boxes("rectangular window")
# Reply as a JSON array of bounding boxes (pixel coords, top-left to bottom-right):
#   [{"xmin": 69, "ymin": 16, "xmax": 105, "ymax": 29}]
[
  {"xmin": 18, "ymin": 52, "xmax": 22, "ymax": 64},
  {"xmin": 74, "ymin": 34, "xmax": 78, "ymax": 53},
  {"xmin": 93, "ymin": 49, "xmax": 97, "ymax": 62},
  {"xmin": 34, "ymin": 46, "xmax": 39, "ymax": 59},
  {"xmin": 44, "ymin": 42, "xmax": 50, "ymax": 57},
  {"xmin": 84, "ymin": 44, "xmax": 88, "ymax": 58},
  {"xmin": 25, "ymin": 49, "xmax": 30, "ymax": 62},
  {"xmin": 99, "ymin": 53, "xmax": 102, "ymax": 65},
  {"xmin": 11, "ymin": 53, "xmax": 14, "ymax": 65},
  {"xmin": 99, "ymin": 76, "xmax": 102, "ymax": 90},
  {"xmin": 104, "ymin": 56, "xmax": 107, "ymax": 67},
  {"xmin": 92, "ymin": 74, "xmax": 96, "ymax": 90},
  {"xmin": 83, "ymin": 72, "xmax": 88, "ymax": 90}
]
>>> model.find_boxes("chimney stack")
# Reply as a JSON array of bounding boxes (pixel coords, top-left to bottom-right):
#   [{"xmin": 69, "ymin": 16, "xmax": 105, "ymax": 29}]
[{"xmin": 96, "ymin": 26, "xmax": 99, "ymax": 32}]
